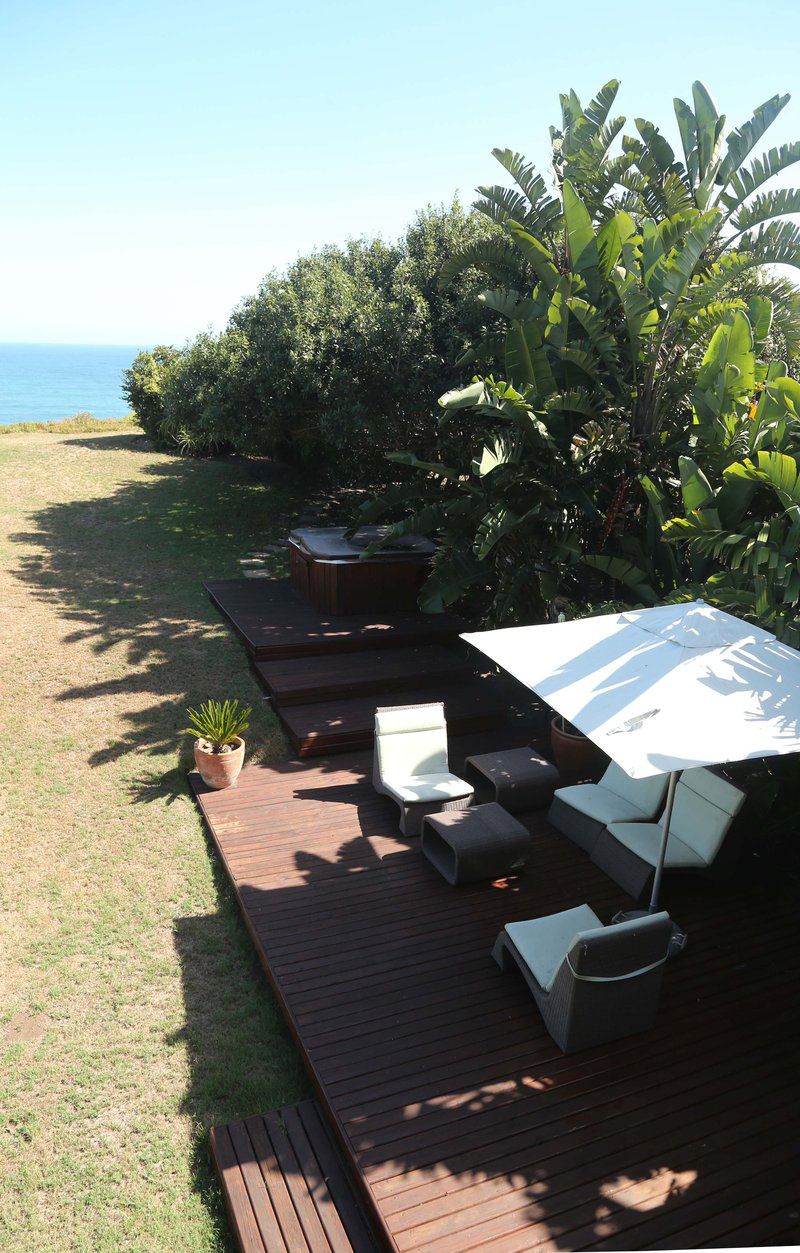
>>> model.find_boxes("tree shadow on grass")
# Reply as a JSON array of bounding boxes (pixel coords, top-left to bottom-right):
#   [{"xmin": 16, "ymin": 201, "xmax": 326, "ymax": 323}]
[
  {"xmin": 8, "ymin": 437, "xmax": 323, "ymax": 1239},
  {"xmin": 9, "ymin": 439, "xmax": 320, "ymax": 773},
  {"xmin": 62, "ymin": 432, "xmax": 154, "ymax": 452},
  {"xmin": 170, "ymin": 846, "xmax": 309, "ymax": 1249}
]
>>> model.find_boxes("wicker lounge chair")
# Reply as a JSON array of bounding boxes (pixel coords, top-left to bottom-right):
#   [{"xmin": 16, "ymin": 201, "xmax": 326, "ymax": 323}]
[
  {"xmin": 591, "ymin": 766, "xmax": 746, "ymax": 900},
  {"xmin": 372, "ymin": 702, "xmax": 474, "ymax": 835},
  {"xmin": 492, "ymin": 905, "xmax": 672, "ymax": 1052},
  {"xmin": 548, "ymin": 762, "xmax": 669, "ymax": 854}
]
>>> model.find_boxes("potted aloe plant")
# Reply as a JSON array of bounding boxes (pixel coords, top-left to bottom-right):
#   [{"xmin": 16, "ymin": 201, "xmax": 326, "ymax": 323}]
[{"xmin": 184, "ymin": 698, "xmax": 251, "ymax": 789}]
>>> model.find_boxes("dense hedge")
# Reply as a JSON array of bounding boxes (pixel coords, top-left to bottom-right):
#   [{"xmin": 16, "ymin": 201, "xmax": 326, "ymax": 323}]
[{"xmin": 123, "ymin": 202, "xmax": 496, "ymax": 482}]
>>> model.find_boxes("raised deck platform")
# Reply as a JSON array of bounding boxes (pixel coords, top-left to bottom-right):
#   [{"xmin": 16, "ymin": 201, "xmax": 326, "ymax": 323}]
[
  {"xmin": 206, "ymin": 577, "xmax": 545, "ymax": 756},
  {"xmin": 191, "ymin": 749, "xmax": 800, "ymax": 1251},
  {"xmin": 255, "ymin": 644, "xmax": 474, "ymax": 706},
  {"xmin": 206, "ymin": 578, "xmax": 466, "ymax": 660},
  {"xmin": 277, "ymin": 675, "xmax": 519, "ymax": 757}
]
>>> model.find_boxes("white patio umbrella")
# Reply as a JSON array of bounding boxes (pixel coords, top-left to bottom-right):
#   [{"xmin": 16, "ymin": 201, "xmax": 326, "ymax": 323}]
[{"xmin": 463, "ymin": 600, "xmax": 800, "ymax": 947}]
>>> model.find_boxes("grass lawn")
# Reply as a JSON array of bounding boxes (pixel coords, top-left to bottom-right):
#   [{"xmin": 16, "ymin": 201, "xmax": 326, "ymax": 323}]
[{"xmin": 0, "ymin": 429, "xmax": 314, "ymax": 1249}]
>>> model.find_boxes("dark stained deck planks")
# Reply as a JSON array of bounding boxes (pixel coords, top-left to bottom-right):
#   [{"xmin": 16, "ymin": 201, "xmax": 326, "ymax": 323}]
[
  {"xmin": 211, "ymin": 1098, "xmax": 379, "ymax": 1252},
  {"xmin": 205, "ymin": 578, "xmax": 466, "ymax": 660},
  {"xmin": 191, "ymin": 750, "xmax": 800, "ymax": 1251},
  {"xmin": 255, "ymin": 644, "xmax": 475, "ymax": 706},
  {"xmin": 277, "ymin": 675, "xmax": 521, "ymax": 756}
]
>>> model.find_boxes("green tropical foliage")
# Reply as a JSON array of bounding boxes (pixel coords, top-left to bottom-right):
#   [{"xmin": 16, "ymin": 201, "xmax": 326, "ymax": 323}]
[
  {"xmin": 183, "ymin": 698, "xmax": 252, "ymax": 752},
  {"xmin": 362, "ymin": 81, "xmax": 800, "ymax": 630},
  {"xmin": 443, "ymin": 79, "xmax": 800, "ymax": 439}
]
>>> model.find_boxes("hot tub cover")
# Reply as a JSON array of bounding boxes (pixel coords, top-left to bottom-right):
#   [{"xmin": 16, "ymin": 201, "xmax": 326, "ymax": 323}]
[{"xmin": 289, "ymin": 527, "xmax": 435, "ymax": 560}]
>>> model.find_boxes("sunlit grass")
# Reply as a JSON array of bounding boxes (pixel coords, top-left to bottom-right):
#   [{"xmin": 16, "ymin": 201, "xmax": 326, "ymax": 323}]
[
  {"xmin": 0, "ymin": 430, "xmax": 309, "ymax": 1250},
  {"xmin": 0, "ymin": 411, "xmax": 138, "ymax": 435}
]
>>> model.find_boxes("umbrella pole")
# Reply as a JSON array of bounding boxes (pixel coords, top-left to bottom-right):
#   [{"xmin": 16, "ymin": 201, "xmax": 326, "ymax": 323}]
[
  {"xmin": 613, "ymin": 768, "xmax": 687, "ymax": 958},
  {"xmin": 649, "ymin": 769, "xmax": 678, "ymax": 913}
]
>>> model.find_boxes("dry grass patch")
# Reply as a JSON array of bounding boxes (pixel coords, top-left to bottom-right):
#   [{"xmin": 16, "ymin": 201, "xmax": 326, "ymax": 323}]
[{"xmin": 0, "ymin": 431, "xmax": 311, "ymax": 1250}]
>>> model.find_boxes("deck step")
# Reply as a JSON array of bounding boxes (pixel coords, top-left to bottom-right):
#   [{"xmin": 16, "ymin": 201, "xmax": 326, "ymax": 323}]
[
  {"xmin": 210, "ymin": 1098, "xmax": 378, "ymax": 1252},
  {"xmin": 256, "ymin": 643, "xmax": 475, "ymax": 706},
  {"xmin": 206, "ymin": 578, "xmax": 466, "ymax": 660},
  {"xmin": 278, "ymin": 676, "xmax": 515, "ymax": 757}
]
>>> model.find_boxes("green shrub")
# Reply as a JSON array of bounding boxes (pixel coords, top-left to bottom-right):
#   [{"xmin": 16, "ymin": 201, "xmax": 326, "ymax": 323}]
[
  {"xmin": 122, "ymin": 346, "xmax": 181, "ymax": 446},
  {"xmin": 123, "ymin": 201, "xmax": 498, "ymax": 480}
]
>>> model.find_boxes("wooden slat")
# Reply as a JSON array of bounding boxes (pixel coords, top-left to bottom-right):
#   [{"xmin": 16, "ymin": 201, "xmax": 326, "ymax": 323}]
[
  {"xmin": 205, "ymin": 578, "xmax": 466, "ymax": 659},
  {"xmin": 278, "ymin": 677, "xmax": 517, "ymax": 756},
  {"xmin": 256, "ymin": 644, "xmax": 474, "ymax": 705},
  {"xmin": 195, "ymin": 753, "xmax": 800, "ymax": 1252},
  {"xmin": 210, "ymin": 1102, "xmax": 379, "ymax": 1252},
  {"xmin": 209, "ymin": 1124, "xmax": 266, "ymax": 1253}
]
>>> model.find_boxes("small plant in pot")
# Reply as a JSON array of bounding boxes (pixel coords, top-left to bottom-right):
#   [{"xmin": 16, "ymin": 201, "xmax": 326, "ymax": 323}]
[{"xmin": 184, "ymin": 698, "xmax": 251, "ymax": 790}]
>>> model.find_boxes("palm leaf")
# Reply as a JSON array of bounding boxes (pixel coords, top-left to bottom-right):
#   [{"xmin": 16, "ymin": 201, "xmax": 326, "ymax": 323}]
[
  {"xmin": 732, "ymin": 188, "xmax": 800, "ymax": 234},
  {"xmin": 738, "ymin": 219, "xmax": 800, "ymax": 269},
  {"xmin": 562, "ymin": 180, "xmax": 601, "ymax": 302},
  {"xmin": 438, "ymin": 237, "xmax": 522, "ymax": 288},
  {"xmin": 717, "ymin": 93, "xmax": 791, "ymax": 185},
  {"xmin": 721, "ymin": 142, "xmax": 800, "ymax": 214},
  {"xmin": 581, "ymin": 554, "xmax": 659, "ymax": 604},
  {"xmin": 505, "ymin": 319, "xmax": 556, "ymax": 396}
]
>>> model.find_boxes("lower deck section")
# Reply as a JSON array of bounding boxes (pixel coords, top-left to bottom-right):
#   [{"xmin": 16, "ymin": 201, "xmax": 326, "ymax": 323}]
[{"xmin": 193, "ymin": 751, "xmax": 800, "ymax": 1251}]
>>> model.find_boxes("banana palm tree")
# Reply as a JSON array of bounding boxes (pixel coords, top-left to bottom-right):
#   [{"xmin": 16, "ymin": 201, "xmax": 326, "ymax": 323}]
[{"xmin": 443, "ymin": 81, "xmax": 800, "ymax": 440}]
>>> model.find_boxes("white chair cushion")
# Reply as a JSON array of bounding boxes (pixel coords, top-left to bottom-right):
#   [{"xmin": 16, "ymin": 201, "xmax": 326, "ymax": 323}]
[
  {"xmin": 381, "ymin": 772, "xmax": 474, "ymax": 804},
  {"xmin": 605, "ymin": 821, "xmax": 708, "ymax": 869},
  {"xmin": 374, "ymin": 703, "xmax": 449, "ymax": 780},
  {"xmin": 375, "ymin": 703, "xmax": 445, "ymax": 736},
  {"xmin": 554, "ymin": 782, "xmax": 648, "ymax": 825},
  {"xmin": 505, "ymin": 904, "xmax": 601, "ymax": 992},
  {"xmin": 668, "ymin": 768, "xmax": 745, "ymax": 863},
  {"xmin": 600, "ymin": 762, "xmax": 669, "ymax": 819},
  {"xmin": 679, "ymin": 767, "xmax": 745, "ymax": 817}
]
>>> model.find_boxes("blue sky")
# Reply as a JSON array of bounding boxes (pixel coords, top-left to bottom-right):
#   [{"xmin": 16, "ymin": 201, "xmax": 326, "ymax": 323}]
[{"xmin": 2, "ymin": 0, "xmax": 799, "ymax": 345}]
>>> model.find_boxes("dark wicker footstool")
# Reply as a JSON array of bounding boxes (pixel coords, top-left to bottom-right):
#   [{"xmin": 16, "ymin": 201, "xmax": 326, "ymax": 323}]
[
  {"xmin": 420, "ymin": 803, "xmax": 533, "ymax": 885},
  {"xmin": 463, "ymin": 747, "xmax": 560, "ymax": 813}
]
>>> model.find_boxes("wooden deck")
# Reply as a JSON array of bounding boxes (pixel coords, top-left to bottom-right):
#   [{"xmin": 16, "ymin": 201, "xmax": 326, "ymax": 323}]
[
  {"xmin": 211, "ymin": 1098, "xmax": 379, "ymax": 1251},
  {"xmin": 255, "ymin": 644, "xmax": 474, "ymax": 706},
  {"xmin": 206, "ymin": 579, "xmax": 466, "ymax": 660},
  {"xmin": 206, "ymin": 577, "xmax": 544, "ymax": 756},
  {"xmin": 192, "ymin": 748, "xmax": 800, "ymax": 1251}
]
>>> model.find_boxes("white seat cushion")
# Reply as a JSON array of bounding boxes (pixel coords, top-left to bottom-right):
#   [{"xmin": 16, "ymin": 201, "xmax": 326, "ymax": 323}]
[
  {"xmin": 554, "ymin": 782, "xmax": 648, "ymax": 825},
  {"xmin": 381, "ymin": 772, "xmax": 474, "ymax": 804},
  {"xmin": 606, "ymin": 821, "xmax": 708, "ymax": 869},
  {"xmin": 505, "ymin": 904, "xmax": 601, "ymax": 992}
]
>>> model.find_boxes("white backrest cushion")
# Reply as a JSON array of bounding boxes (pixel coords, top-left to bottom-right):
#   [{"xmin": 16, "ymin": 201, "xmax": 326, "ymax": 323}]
[
  {"xmin": 374, "ymin": 703, "xmax": 449, "ymax": 779},
  {"xmin": 601, "ymin": 762, "xmax": 668, "ymax": 818},
  {"xmin": 679, "ymin": 767, "xmax": 746, "ymax": 816},
  {"xmin": 670, "ymin": 768, "xmax": 745, "ymax": 863}
]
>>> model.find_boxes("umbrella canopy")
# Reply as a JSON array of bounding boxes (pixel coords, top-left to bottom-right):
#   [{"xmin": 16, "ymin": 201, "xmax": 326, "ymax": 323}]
[{"xmin": 462, "ymin": 600, "xmax": 800, "ymax": 780}]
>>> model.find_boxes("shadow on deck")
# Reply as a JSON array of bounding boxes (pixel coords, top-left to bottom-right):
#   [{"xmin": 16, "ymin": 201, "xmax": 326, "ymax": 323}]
[{"xmin": 190, "ymin": 751, "xmax": 800, "ymax": 1251}]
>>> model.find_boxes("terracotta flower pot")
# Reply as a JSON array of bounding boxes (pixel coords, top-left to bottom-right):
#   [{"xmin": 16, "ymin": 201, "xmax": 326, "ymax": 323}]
[
  {"xmin": 194, "ymin": 737, "xmax": 245, "ymax": 789},
  {"xmin": 550, "ymin": 716, "xmax": 606, "ymax": 782}
]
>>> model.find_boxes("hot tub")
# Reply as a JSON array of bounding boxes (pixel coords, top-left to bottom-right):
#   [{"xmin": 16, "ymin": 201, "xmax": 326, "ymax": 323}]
[{"xmin": 288, "ymin": 526, "xmax": 435, "ymax": 615}]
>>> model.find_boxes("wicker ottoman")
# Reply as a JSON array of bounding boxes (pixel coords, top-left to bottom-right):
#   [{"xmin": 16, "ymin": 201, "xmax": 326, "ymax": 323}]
[
  {"xmin": 421, "ymin": 802, "xmax": 533, "ymax": 886},
  {"xmin": 463, "ymin": 747, "xmax": 560, "ymax": 813}
]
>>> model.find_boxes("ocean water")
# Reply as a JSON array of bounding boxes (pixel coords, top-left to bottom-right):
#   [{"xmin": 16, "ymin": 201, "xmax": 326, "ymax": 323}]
[{"xmin": 0, "ymin": 342, "xmax": 150, "ymax": 424}]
